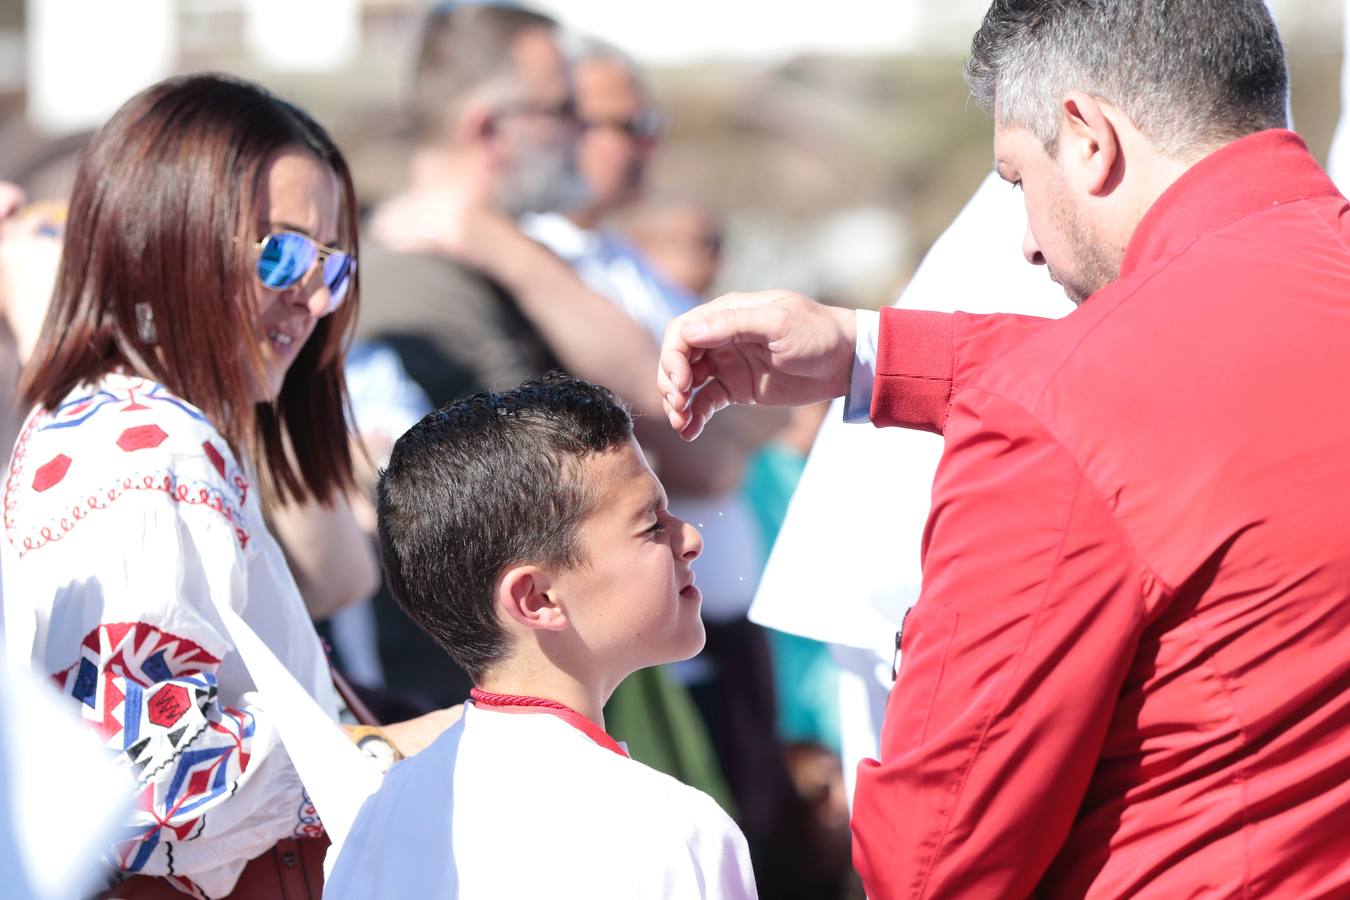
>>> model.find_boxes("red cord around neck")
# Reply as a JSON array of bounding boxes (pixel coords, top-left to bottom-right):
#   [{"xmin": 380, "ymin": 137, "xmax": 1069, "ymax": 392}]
[{"xmin": 469, "ymin": 688, "xmax": 628, "ymax": 757}]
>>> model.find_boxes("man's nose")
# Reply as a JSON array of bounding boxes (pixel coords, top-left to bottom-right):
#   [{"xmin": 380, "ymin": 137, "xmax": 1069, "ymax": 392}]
[{"xmin": 1023, "ymin": 225, "xmax": 1046, "ymax": 267}]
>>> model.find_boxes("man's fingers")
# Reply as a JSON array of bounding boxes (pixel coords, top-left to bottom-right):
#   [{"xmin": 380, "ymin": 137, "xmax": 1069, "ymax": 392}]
[
  {"xmin": 663, "ymin": 394, "xmax": 691, "ymax": 432},
  {"xmin": 659, "ymin": 290, "xmax": 799, "ymax": 435},
  {"xmin": 659, "ymin": 339, "xmax": 693, "ymax": 395},
  {"xmin": 678, "ymin": 305, "xmax": 782, "ymax": 352},
  {"xmin": 659, "ymin": 313, "xmax": 710, "ymax": 409},
  {"xmin": 688, "ymin": 357, "xmax": 715, "ymax": 394},
  {"xmin": 677, "ymin": 376, "xmax": 735, "ymax": 441}
]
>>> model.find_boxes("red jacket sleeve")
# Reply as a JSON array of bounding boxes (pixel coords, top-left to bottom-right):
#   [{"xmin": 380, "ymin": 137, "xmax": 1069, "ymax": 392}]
[
  {"xmin": 871, "ymin": 309, "xmax": 1053, "ymax": 432},
  {"xmin": 851, "ymin": 387, "xmax": 1149, "ymax": 898}
]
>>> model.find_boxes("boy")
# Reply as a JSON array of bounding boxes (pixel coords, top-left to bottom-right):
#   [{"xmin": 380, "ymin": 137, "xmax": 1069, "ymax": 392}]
[{"xmin": 325, "ymin": 375, "xmax": 758, "ymax": 899}]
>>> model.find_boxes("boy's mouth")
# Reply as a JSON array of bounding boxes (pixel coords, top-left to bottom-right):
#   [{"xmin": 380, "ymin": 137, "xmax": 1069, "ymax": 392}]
[{"xmin": 679, "ymin": 575, "xmax": 700, "ymax": 601}]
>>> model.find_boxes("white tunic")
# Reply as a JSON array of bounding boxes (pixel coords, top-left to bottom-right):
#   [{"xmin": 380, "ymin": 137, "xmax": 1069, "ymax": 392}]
[
  {"xmin": 1, "ymin": 373, "xmax": 339, "ymax": 898},
  {"xmin": 326, "ymin": 702, "xmax": 758, "ymax": 899}
]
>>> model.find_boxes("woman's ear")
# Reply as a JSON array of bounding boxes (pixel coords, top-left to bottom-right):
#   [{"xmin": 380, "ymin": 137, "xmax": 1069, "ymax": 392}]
[{"xmin": 497, "ymin": 565, "xmax": 568, "ymax": 633}]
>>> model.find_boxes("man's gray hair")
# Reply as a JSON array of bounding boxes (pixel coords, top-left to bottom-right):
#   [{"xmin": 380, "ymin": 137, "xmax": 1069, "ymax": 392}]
[
  {"xmin": 413, "ymin": 3, "xmax": 558, "ymax": 142},
  {"xmin": 965, "ymin": 0, "xmax": 1289, "ymax": 157},
  {"xmin": 557, "ymin": 32, "xmax": 650, "ymax": 99}
]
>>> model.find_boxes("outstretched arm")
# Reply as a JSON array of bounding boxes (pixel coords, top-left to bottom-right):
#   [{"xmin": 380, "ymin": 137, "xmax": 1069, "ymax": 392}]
[
  {"xmin": 657, "ymin": 291, "xmax": 1055, "ymax": 440},
  {"xmin": 372, "ymin": 194, "xmax": 658, "ymax": 417},
  {"xmin": 268, "ymin": 491, "xmax": 380, "ymax": 623},
  {"xmin": 657, "ymin": 290, "xmax": 857, "ymax": 440},
  {"xmin": 373, "ymin": 196, "xmax": 786, "ymax": 495}
]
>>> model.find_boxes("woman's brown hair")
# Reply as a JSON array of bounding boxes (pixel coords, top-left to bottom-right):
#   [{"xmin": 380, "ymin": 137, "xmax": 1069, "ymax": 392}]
[{"xmin": 19, "ymin": 73, "xmax": 359, "ymax": 505}]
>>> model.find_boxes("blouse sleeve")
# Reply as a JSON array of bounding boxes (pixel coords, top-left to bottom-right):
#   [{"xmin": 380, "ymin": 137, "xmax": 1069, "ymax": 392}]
[{"xmin": 9, "ymin": 421, "xmax": 322, "ymax": 898}]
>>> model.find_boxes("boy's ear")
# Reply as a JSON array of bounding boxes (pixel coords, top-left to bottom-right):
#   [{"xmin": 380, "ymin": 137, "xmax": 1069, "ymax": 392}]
[{"xmin": 498, "ymin": 565, "xmax": 569, "ymax": 633}]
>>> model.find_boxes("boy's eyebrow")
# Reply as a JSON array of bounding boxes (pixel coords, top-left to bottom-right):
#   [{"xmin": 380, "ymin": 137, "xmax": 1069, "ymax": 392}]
[{"xmin": 631, "ymin": 491, "xmax": 666, "ymax": 521}]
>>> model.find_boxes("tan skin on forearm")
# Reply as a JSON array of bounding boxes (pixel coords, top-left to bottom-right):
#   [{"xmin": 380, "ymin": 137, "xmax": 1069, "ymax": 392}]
[
  {"xmin": 468, "ymin": 215, "xmax": 788, "ymax": 495},
  {"xmin": 268, "ymin": 491, "xmax": 381, "ymax": 623},
  {"xmin": 465, "ymin": 213, "xmax": 660, "ymax": 409}
]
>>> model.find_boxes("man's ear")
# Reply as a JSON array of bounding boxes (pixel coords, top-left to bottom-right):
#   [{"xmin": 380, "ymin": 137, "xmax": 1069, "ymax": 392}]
[
  {"xmin": 1060, "ymin": 91, "xmax": 1122, "ymax": 196},
  {"xmin": 455, "ymin": 101, "xmax": 498, "ymax": 147},
  {"xmin": 497, "ymin": 565, "xmax": 569, "ymax": 633}
]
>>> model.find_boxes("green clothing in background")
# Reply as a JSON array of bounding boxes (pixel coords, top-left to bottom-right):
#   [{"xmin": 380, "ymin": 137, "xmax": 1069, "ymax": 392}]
[{"xmin": 605, "ymin": 665, "xmax": 737, "ymax": 817}]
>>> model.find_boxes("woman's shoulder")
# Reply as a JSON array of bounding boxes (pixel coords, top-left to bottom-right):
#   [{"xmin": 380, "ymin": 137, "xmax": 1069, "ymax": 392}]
[
  {"xmin": 17, "ymin": 373, "xmax": 242, "ymax": 471},
  {"xmin": 5, "ymin": 373, "xmax": 256, "ymax": 556}
]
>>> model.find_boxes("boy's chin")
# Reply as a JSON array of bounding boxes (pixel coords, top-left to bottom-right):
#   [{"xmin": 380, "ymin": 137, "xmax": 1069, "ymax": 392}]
[
  {"xmin": 647, "ymin": 619, "xmax": 707, "ymax": 667},
  {"xmin": 676, "ymin": 622, "xmax": 707, "ymax": 661}
]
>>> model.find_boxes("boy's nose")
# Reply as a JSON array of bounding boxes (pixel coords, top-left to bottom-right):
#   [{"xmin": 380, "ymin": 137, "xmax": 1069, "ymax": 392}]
[{"xmin": 679, "ymin": 519, "xmax": 704, "ymax": 562}]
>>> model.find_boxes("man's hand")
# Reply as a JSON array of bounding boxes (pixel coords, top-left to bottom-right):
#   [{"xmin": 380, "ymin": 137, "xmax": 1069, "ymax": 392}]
[
  {"xmin": 658, "ymin": 290, "xmax": 857, "ymax": 440},
  {"xmin": 371, "ymin": 188, "xmax": 562, "ymax": 290},
  {"xmin": 369, "ymin": 186, "xmax": 493, "ymax": 266}
]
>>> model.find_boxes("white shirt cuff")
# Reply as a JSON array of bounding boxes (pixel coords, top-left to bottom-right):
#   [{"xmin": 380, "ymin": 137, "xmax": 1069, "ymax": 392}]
[{"xmin": 844, "ymin": 309, "xmax": 881, "ymax": 424}]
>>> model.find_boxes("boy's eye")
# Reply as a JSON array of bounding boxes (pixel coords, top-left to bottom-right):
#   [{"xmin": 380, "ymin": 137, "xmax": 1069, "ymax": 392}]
[{"xmin": 646, "ymin": 520, "xmax": 666, "ymax": 536}]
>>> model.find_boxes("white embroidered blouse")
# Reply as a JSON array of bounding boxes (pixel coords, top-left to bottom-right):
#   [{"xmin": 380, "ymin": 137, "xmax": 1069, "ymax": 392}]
[{"xmin": 2, "ymin": 373, "xmax": 339, "ymax": 898}]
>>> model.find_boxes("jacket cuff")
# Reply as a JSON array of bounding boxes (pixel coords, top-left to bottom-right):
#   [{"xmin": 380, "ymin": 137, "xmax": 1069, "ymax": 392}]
[{"xmin": 871, "ymin": 307, "xmax": 955, "ymax": 434}]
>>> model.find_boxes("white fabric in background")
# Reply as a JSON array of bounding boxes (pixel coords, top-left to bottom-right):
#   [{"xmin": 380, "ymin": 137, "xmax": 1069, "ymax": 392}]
[
  {"xmin": 523, "ymin": 212, "xmax": 701, "ymax": 345},
  {"xmin": 1327, "ymin": 0, "xmax": 1350, "ymax": 192},
  {"xmin": 326, "ymin": 702, "xmax": 758, "ymax": 899},
  {"xmin": 0, "ymin": 656, "xmax": 131, "ymax": 899}
]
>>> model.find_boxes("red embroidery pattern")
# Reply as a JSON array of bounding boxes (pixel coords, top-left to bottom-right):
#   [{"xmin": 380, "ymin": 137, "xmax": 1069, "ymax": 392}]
[
  {"xmin": 293, "ymin": 792, "xmax": 324, "ymax": 840},
  {"xmin": 3, "ymin": 402, "xmax": 252, "ymax": 558},
  {"xmin": 116, "ymin": 424, "xmax": 169, "ymax": 452},
  {"xmin": 32, "ymin": 453, "xmax": 72, "ymax": 492}
]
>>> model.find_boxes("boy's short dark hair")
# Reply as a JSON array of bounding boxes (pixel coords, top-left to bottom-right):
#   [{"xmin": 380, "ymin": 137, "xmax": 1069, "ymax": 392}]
[{"xmin": 376, "ymin": 374, "xmax": 634, "ymax": 681}]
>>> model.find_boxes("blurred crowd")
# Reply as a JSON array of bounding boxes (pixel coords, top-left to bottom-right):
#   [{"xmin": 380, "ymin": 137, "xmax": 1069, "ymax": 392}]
[{"xmin": 0, "ymin": 4, "xmax": 861, "ymax": 897}]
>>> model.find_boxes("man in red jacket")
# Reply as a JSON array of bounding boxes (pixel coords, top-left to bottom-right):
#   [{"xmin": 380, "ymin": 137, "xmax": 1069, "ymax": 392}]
[{"xmin": 657, "ymin": 1, "xmax": 1350, "ymax": 897}]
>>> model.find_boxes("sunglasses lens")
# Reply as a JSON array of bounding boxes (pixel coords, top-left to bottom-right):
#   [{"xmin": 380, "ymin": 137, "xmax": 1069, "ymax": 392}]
[
  {"xmin": 256, "ymin": 232, "xmax": 317, "ymax": 290},
  {"xmin": 322, "ymin": 252, "xmax": 354, "ymax": 312}
]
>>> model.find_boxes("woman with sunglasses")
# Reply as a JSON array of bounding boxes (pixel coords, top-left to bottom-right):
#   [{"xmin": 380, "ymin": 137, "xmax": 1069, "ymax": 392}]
[{"xmin": 1, "ymin": 74, "xmax": 453, "ymax": 898}]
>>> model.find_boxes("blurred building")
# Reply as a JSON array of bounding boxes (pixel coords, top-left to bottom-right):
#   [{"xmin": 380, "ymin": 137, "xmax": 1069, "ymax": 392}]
[{"xmin": 0, "ymin": 0, "xmax": 1343, "ymax": 307}]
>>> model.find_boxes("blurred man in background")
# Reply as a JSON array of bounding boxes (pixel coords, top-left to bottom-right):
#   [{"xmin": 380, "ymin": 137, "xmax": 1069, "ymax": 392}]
[
  {"xmin": 354, "ymin": 4, "xmax": 779, "ymax": 746},
  {"xmin": 520, "ymin": 36, "xmax": 817, "ymax": 893},
  {"xmin": 629, "ymin": 198, "xmax": 725, "ymax": 300},
  {"xmin": 354, "ymin": 3, "xmax": 660, "ymax": 708}
]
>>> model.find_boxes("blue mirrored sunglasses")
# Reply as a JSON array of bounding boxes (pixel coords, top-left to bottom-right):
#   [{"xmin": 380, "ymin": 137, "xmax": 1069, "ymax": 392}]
[{"xmin": 253, "ymin": 230, "xmax": 355, "ymax": 315}]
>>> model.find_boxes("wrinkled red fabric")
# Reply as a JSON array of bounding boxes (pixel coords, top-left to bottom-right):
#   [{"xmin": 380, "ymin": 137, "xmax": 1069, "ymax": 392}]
[{"xmin": 854, "ymin": 130, "xmax": 1350, "ymax": 899}]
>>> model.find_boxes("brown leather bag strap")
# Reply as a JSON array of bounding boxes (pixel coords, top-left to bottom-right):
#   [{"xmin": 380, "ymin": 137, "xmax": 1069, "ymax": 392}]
[{"xmin": 330, "ymin": 665, "xmax": 381, "ymax": 727}]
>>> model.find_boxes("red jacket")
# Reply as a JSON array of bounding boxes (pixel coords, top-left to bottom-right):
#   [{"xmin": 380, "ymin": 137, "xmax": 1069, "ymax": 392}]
[{"xmin": 852, "ymin": 130, "xmax": 1350, "ymax": 898}]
